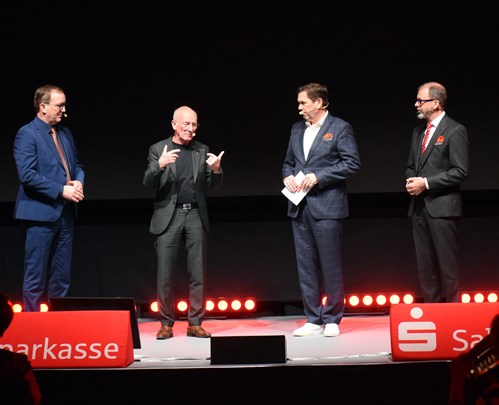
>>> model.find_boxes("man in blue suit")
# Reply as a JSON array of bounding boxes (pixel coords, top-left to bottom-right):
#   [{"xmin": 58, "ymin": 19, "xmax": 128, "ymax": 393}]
[
  {"xmin": 282, "ymin": 83, "xmax": 361, "ymax": 337},
  {"xmin": 13, "ymin": 84, "xmax": 85, "ymax": 312}
]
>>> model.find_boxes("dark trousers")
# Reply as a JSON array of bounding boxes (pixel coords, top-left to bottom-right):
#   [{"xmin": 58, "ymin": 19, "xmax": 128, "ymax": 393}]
[
  {"xmin": 155, "ymin": 208, "xmax": 207, "ymax": 326},
  {"xmin": 22, "ymin": 204, "xmax": 74, "ymax": 312},
  {"xmin": 412, "ymin": 201, "xmax": 461, "ymax": 302},
  {"xmin": 292, "ymin": 204, "xmax": 345, "ymax": 325}
]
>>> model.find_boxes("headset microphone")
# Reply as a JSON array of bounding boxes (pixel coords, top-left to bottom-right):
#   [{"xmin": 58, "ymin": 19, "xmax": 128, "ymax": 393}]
[
  {"xmin": 299, "ymin": 102, "xmax": 329, "ymax": 116},
  {"xmin": 299, "ymin": 106, "xmax": 318, "ymax": 116},
  {"xmin": 63, "ymin": 113, "xmax": 68, "ymax": 118}
]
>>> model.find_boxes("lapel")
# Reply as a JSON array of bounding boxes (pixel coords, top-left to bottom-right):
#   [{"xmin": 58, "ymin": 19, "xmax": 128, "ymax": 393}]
[
  {"xmin": 416, "ymin": 123, "xmax": 427, "ymax": 165},
  {"xmin": 306, "ymin": 114, "xmax": 333, "ymax": 163},
  {"xmin": 36, "ymin": 119, "xmax": 66, "ymax": 170},
  {"xmin": 56, "ymin": 128, "xmax": 73, "ymax": 174},
  {"xmin": 293, "ymin": 122, "xmax": 307, "ymax": 162},
  {"xmin": 420, "ymin": 115, "xmax": 449, "ymax": 165},
  {"xmin": 191, "ymin": 141, "xmax": 201, "ymax": 183},
  {"xmin": 165, "ymin": 138, "xmax": 177, "ymax": 179}
]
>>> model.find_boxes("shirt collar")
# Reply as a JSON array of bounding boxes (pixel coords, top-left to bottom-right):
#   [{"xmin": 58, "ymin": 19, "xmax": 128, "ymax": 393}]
[
  {"xmin": 429, "ymin": 111, "xmax": 445, "ymax": 128},
  {"xmin": 305, "ymin": 111, "xmax": 328, "ymax": 128}
]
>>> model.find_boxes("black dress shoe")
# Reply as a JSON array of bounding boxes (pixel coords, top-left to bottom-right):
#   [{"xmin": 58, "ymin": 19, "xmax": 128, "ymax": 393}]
[
  {"xmin": 156, "ymin": 325, "xmax": 173, "ymax": 340},
  {"xmin": 186, "ymin": 325, "xmax": 211, "ymax": 338}
]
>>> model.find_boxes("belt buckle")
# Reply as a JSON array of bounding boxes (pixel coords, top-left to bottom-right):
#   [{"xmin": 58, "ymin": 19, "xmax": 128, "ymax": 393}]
[{"xmin": 182, "ymin": 203, "xmax": 192, "ymax": 210}]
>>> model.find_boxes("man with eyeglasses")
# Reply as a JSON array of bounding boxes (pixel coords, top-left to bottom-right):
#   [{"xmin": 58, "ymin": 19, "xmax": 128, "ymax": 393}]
[
  {"xmin": 144, "ymin": 105, "xmax": 224, "ymax": 339},
  {"xmin": 13, "ymin": 84, "xmax": 85, "ymax": 312},
  {"xmin": 405, "ymin": 81, "xmax": 469, "ymax": 303}
]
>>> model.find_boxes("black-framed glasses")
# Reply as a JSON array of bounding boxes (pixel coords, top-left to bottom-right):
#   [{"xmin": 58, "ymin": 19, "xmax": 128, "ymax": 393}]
[
  {"xmin": 47, "ymin": 103, "xmax": 67, "ymax": 110},
  {"xmin": 415, "ymin": 99, "xmax": 435, "ymax": 105}
]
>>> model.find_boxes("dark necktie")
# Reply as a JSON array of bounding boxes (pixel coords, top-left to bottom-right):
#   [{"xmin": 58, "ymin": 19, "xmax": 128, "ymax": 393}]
[
  {"xmin": 421, "ymin": 122, "xmax": 432, "ymax": 154},
  {"xmin": 51, "ymin": 128, "xmax": 71, "ymax": 184}
]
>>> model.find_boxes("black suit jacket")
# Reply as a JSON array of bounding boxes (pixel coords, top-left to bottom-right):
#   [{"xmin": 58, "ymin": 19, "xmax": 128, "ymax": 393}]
[
  {"xmin": 143, "ymin": 136, "xmax": 223, "ymax": 235},
  {"xmin": 405, "ymin": 114, "xmax": 469, "ymax": 218}
]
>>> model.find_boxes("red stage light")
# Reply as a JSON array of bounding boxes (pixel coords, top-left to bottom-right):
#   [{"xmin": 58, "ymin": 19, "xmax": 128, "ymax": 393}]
[
  {"xmin": 150, "ymin": 301, "xmax": 159, "ymax": 313},
  {"xmin": 402, "ymin": 294, "xmax": 414, "ymax": 304},
  {"xmin": 217, "ymin": 300, "xmax": 228, "ymax": 311},
  {"xmin": 176, "ymin": 300, "xmax": 188, "ymax": 312},
  {"xmin": 362, "ymin": 295, "xmax": 374, "ymax": 306},
  {"xmin": 206, "ymin": 300, "xmax": 215, "ymax": 311},
  {"xmin": 376, "ymin": 295, "xmax": 387, "ymax": 306},
  {"xmin": 474, "ymin": 293, "xmax": 485, "ymax": 303},
  {"xmin": 231, "ymin": 300, "xmax": 242, "ymax": 311},
  {"xmin": 244, "ymin": 299, "xmax": 256, "ymax": 311},
  {"xmin": 488, "ymin": 293, "xmax": 498, "ymax": 303},
  {"xmin": 389, "ymin": 294, "xmax": 401, "ymax": 305}
]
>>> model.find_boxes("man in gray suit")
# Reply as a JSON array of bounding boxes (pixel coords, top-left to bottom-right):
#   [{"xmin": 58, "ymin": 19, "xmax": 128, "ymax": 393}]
[
  {"xmin": 405, "ymin": 81, "xmax": 469, "ymax": 303},
  {"xmin": 144, "ymin": 106, "xmax": 224, "ymax": 339},
  {"xmin": 282, "ymin": 83, "xmax": 361, "ymax": 337}
]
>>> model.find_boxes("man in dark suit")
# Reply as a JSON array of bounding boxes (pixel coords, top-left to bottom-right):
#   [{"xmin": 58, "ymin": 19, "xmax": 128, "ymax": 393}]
[
  {"xmin": 405, "ymin": 81, "xmax": 469, "ymax": 303},
  {"xmin": 13, "ymin": 84, "xmax": 85, "ymax": 312},
  {"xmin": 143, "ymin": 106, "xmax": 224, "ymax": 339},
  {"xmin": 282, "ymin": 83, "xmax": 361, "ymax": 337}
]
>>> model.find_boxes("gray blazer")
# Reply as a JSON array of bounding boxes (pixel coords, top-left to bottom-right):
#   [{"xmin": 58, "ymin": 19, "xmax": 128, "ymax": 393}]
[{"xmin": 143, "ymin": 136, "xmax": 223, "ymax": 235}]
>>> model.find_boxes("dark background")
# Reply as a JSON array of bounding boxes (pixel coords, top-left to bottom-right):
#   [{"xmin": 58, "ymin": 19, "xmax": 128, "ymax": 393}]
[{"xmin": 1, "ymin": 3, "xmax": 498, "ymax": 309}]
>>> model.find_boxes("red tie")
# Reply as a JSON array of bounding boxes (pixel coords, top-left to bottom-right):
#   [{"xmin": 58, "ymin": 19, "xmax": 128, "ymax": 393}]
[
  {"xmin": 51, "ymin": 128, "xmax": 71, "ymax": 184},
  {"xmin": 421, "ymin": 122, "xmax": 432, "ymax": 154}
]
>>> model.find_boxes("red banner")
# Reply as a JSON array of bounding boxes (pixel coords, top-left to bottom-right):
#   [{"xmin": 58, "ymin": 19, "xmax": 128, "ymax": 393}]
[
  {"xmin": 0, "ymin": 310, "xmax": 134, "ymax": 368},
  {"xmin": 390, "ymin": 302, "xmax": 499, "ymax": 361}
]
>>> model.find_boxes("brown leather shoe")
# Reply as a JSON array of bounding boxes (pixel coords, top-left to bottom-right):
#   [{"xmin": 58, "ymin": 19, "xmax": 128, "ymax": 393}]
[
  {"xmin": 156, "ymin": 325, "xmax": 173, "ymax": 340},
  {"xmin": 186, "ymin": 325, "xmax": 211, "ymax": 338}
]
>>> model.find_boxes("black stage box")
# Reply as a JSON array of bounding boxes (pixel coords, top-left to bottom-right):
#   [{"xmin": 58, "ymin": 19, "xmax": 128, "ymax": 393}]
[
  {"xmin": 210, "ymin": 335, "xmax": 286, "ymax": 365},
  {"xmin": 49, "ymin": 296, "xmax": 141, "ymax": 349}
]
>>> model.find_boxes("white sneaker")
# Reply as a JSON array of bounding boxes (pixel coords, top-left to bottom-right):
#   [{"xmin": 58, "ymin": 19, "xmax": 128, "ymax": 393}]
[
  {"xmin": 324, "ymin": 323, "xmax": 340, "ymax": 337},
  {"xmin": 293, "ymin": 322, "xmax": 323, "ymax": 337}
]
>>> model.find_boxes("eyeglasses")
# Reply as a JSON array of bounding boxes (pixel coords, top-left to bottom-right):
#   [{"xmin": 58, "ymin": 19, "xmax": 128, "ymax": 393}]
[
  {"xmin": 47, "ymin": 103, "xmax": 67, "ymax": 110},
  {"xmin": 415, "ymin": 99, "xmax": 435, "ymax": 106}
]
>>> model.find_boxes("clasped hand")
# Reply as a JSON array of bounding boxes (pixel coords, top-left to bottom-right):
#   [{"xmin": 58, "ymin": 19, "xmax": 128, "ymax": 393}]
[
  {"xmin": 63, "ymin": 180, "xmax": 84, "ymax": 202},
  {"xmin": 405, "ymin": 177, "xmax": 425, "ymax": 196},
  {"xmin": 284, "ymin": 173, "xmax": 318, "ymax": 193}
]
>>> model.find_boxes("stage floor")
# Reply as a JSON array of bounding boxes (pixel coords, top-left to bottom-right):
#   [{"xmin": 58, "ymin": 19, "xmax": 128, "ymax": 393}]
[
  {"xmin": 132, "ymin": 314, "xmax": 395, "ymax": 368},
  {"xmin": 35, "ymin": 314, "xmax": 454, "ymax": 405}
]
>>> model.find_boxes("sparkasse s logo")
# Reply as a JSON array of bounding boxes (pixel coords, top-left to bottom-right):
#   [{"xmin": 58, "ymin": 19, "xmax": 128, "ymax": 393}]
[
  {"xmin": 390, "ymin": 303, "xmax": 498, "ymax": 361},
  {"xmin": 397, "ymin": 307, "xmax": 436, "ymax": 352}
]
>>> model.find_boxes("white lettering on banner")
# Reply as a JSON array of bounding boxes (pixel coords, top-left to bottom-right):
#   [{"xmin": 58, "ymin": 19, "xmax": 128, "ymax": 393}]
[
  {"xmin": 0, "ymin": 337, "xmax": 119, "ymax": 360},
  {"xmin": 452, "ymin": 329, "xmax": 491, "ymax": 352}
]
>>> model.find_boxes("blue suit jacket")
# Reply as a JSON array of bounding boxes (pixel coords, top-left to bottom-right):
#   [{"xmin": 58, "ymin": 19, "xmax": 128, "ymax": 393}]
[
  {"xmin": 282, "ymin": 113, "xmax": 361, "ymax": 219},
  {"xmin": 13, "ymin": 117, "xmax": 85, "ymax": 222}
]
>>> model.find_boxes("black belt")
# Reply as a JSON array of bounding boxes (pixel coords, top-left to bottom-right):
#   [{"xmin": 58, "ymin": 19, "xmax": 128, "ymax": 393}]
[{"xmin": 175, "ymin": 202, "xmax": 199, "ymax": 210}]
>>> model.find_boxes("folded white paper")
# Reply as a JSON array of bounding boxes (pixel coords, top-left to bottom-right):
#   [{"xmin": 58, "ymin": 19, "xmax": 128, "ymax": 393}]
[{"xmin": 281, "ymin": 171, "xmax": 308, "ymax": 206}]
